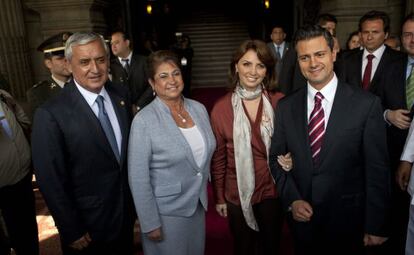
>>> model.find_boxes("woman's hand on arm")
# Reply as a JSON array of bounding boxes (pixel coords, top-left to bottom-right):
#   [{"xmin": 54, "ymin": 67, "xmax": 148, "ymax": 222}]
[
  {"xmin": 277, "ymin": 152, "xmax": 293, "ymax": 171},
  {"xmin": 215, "ymin": 203, "xmax": 228, "ymax": 218}
]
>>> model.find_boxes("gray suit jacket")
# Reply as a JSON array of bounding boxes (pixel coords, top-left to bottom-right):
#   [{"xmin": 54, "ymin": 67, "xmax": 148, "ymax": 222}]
[
  {"xmin": 128, "ymin": 97, "xmax": 216, "ymax": 233},
  {"xmin": 267, "ymin": 41, "xmax": 290, "ymax": 82}
]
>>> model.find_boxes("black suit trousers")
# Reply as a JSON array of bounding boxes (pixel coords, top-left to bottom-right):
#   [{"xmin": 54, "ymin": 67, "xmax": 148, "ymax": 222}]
[
  {"xmin": 289, "ymin": 201, "xmax": 365, "ymax": 255},
  {"xmin": 227, "ymin": 198, "xmax": 284, "ymax": 255}
]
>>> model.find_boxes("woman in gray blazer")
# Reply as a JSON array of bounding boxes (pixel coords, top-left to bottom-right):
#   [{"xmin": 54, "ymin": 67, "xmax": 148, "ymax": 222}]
[{"xmin": 128, "ymin": 50, "xmax": 216, "ymax": 255}]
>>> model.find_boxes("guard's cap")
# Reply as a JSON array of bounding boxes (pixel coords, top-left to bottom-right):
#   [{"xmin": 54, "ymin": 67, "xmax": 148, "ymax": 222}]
[{"xmin": 37, "ymin": 32, "xmax": 73, "ymax": 57}]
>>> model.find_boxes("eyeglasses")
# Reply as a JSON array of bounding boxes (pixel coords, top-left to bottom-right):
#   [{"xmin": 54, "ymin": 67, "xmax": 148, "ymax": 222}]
[{"xmin": 402, "ymin": 32, "xmax": 414, "ymax": 39}]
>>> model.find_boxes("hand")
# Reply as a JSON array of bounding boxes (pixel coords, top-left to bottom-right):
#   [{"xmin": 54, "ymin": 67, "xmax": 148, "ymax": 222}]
[
  {"xmin": 363, "ymin": 234, "xmax": 388, "ymax": 246},
  {"xmin": 291, "ymin": 200, "xmax": 313, "ymax": 222},
  {"xmin": 69, "ymin": 233, "xmax": 92, "ymax": 250},
  {"xmin": 136, "ymin": 219, "xmax": 141, "ymax": 233},
  {"xmin": 277, "ymin": 152, "xmax": 293, "ymax": 171},
  {"xmin": 396, "ymin": 161, "xmax": 412, "ymax": 191},
  {"xmin": 147, "ymin": 227, "xmax": 163, "ymax": 242},
  {"xmin": 215, "ymin": 203, "xmax": 228, "ymax": 217},
  {"xmin": 386, "ymin": 109, "xmax": 411, "ymax": 129}
]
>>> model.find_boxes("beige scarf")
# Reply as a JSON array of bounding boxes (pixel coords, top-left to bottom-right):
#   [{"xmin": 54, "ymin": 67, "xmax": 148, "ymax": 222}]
[{"xmin": 231, "ymin": 85, "xmax": 274, "ymax": 231}]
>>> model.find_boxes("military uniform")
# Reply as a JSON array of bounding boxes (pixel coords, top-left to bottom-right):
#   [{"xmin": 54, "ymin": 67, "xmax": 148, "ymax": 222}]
[
  {"xmin": 26, "ymin": 32, "xmax": 72, "ymax": 119},
  {"xmin": 26, "ymin": 78, "xmax": 63, "ymax": 119}
]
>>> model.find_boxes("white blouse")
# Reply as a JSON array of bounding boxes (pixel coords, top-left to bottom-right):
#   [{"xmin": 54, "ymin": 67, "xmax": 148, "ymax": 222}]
[{"xmin": 179, "ymin": 125, "xmax": 206, "ymax": 168}]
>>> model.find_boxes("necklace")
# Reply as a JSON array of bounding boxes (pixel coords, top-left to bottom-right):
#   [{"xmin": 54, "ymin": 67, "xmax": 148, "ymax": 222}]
[{"xmin": 177, "ymin": 101, "xmax": 187, "ymax": 123}]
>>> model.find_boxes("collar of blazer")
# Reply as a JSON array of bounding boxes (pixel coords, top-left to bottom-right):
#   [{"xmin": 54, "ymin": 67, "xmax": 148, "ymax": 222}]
[{"xmin": 152, "ymin": 97, "xmax": 211, "ymax": 171}]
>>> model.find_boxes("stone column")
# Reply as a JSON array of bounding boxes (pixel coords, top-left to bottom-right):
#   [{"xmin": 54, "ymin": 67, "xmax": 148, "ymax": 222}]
[
  {"xmin": 25, "ymin": 0, "xmax": 109, "ymax": 38},
  {"xmin": 319, "ymin": 0, "xmax": 404, "ymax": 49},
  {"xmin": 0, "ymin": 0, "xmax": 32, "ymax": 98},
  {"xmin": 407, "ymin": 0, "xmax": 414, "ymax": 14},
  {"xmin": 24, "ymin": 0, "xmax": 110, "ymax": 84}
]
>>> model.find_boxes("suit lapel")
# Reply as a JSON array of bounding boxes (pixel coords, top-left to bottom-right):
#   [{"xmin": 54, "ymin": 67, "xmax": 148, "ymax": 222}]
[
  {"xmin": 355, "ymin": 50, "xmax": 363, "ymax": 85},
  {"xmin": 106, "ymin": 83, "xmax": 129, "ymax": 167},
  {"xmin": 318, "ymin": 83, "xmax": 351, "ymax": 168},
  {"xmin": 67, "ymin": 82, "xmax": 116, "ymax": 160},
  {"xmin": 187, "ymin": 101, "xmax": 211, "ymax": 170},
  {"xmin": 292, "ymin": 89, "xmax": 313, "ymax": 164},
  {"xmin": 370, "ymin": 47, "xmax": 389, "ymax": 90},
  {"xmin": 283, "ymin": 42, "xmax": 289, "ymax": 58},
  {"xmin": 155, "ymin": 98, "xmax": 202, "ymax": 172}
]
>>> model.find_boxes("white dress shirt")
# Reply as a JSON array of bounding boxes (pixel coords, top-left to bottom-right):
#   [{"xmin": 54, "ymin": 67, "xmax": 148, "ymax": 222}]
[
  {"xmin": 74, "ymin": 81, "xmax": 122, "ymax": 154},
  {"xmin": 273, "ymin": 41, "xmax": 286, "ymax": 58},
  {"xmin": 179, "ymin": 125, "xmax": 206, "ymax": 168},
  {"xmin": 118, "ymin": 51, "xmax": 132, "ymax": 69},
  {"xmin": 307, "ymin": 74, "xmax": 338, "ymax": 128},
  {"xmin": 361, "ymin": 44, "xmax": 386, "ymax": 81}
]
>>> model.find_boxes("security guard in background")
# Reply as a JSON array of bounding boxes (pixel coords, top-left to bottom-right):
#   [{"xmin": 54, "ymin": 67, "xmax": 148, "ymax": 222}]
[{"xmin": 26, "ymin": 32, "xmax": 72, "ymax": 119}]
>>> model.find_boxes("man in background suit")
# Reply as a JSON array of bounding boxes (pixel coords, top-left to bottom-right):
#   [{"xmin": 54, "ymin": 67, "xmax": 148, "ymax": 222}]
[
  {"xmin": 27, "ymin": 32, "xmax": 72, "ymax": 119},
  {"xmin": 110, "ymin": 30, "xmax": 154, "ymax": 113},
  {"xmin": 267, "ymin": 25, "xmax": 289, "ymax": 84},
  {"xmin": 32, "ymin": 32, "xmax": 135, "ymax": 255},
  {"xmin": 337, "ymin": 10, "xmax": 407, "ymax": 254},
  {"xmin": 270, "ymin": 25, "xmax": 390, "ymax": 255},
  {"xmin": 393, "ymin": 13, "xmax": 414, "ymax": 255}
]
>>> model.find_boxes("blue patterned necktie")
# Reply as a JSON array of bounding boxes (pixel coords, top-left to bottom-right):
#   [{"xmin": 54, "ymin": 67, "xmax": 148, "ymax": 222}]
[
  {"xmin": 96, "ymin": 95, "xmax": 120, "ymax": 163},
  {"xmin": 276, "ymin": 46, "xmax": 282, "ymax": 59}
]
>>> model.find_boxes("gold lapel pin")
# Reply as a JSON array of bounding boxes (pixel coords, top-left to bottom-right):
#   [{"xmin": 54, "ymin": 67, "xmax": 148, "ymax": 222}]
[{"xmin": 120, "ymin": 101, "xmax": 125, "ymax": 106}]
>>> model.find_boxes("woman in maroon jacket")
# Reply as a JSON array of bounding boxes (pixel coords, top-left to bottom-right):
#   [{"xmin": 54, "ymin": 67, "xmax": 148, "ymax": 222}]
[{"xmin": 210, "ymin": 40, "xmax": 291, "ymax": 255}]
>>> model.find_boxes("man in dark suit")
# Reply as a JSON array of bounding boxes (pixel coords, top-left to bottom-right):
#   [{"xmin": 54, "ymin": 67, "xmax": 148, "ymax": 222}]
[
  {"xmin": 337, "ymin": 11, "xmax": 408, "ymax": 254},
  {"xmin": 27, "ymin": 32, "xmax": 72, "ymax": 119},
  {"xmin": 336, "ymin": 10, "xmax": 405, "ymax": 94},
  {"xmin": 110, "ymin": 30, "xmax": 153, "ymax": 113},
  {"xmin": 269, "ymin": 25, "xmax": 391, "ymax": 255},
  {"xmin": 267, "ymin": 25, "xmax": 289, "ymax": 85},
  {"xmin": 31, "ymin": 32, "xmax": 135, "ymax": 255}
]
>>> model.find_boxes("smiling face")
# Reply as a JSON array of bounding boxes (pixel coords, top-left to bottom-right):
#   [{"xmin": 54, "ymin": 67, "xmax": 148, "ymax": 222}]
[
  {"xmin": 348, "ymin": 34, "xmax": 361, "ymax": 50},
  {"xmin": 149, "ymin": 61, "xmax": 184, "ymax": 102},
  {"xmin": 68, "ymin": 39, "xmax": 109, "ymax": 93},
  {"xmin": 235, "ymin": 49, "xmax": 267, "ymax": 91},
  {"xmin": 296, "ymin": 36, "xmax": 336, "ymax": 90}
]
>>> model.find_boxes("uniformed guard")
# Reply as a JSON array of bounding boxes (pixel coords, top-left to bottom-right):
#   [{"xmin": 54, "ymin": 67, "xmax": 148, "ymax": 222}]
[{"xmin": 26, "ymin": 32, "xmax": 72, "ymax": 119}]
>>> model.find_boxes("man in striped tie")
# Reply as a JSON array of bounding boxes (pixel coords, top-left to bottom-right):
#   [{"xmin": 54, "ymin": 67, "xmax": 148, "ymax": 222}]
[{"xmin": 269, "ymin": 25, "xmax": 391, "ymax": 255}]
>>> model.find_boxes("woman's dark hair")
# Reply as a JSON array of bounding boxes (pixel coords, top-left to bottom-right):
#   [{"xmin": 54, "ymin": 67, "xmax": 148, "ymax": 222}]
[
  {"xmin": 146, "ymin": 50, "xmax": 181, "ymax": 80},
  {"xmin": 346, "ymin": 31, "xmax": 360, "ymax": 50},
  {"xmin": 229, "ymin": 40, "xmax": 276, "ymax": 91}
]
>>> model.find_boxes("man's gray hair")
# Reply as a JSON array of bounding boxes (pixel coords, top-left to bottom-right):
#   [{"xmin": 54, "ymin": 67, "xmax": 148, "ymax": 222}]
[{"xmin": 65, "ymin": 32, "xmax": 109, "ymax": 61}]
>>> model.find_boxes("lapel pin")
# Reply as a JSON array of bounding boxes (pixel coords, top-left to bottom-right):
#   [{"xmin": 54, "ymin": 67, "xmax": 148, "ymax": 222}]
[
  {"xmin": 120, "ymin": 101, "xmax": 125, "ymax": 106},
  {"xmin": 50, "ymin": 83, "xmax": 57, "ymax": 89}
]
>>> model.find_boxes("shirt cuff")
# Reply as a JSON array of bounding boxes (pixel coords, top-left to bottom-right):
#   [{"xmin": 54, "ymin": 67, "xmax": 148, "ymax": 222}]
[{"xmin": 383, "ymin": 109, "xmax": 392, "ymax": 126}]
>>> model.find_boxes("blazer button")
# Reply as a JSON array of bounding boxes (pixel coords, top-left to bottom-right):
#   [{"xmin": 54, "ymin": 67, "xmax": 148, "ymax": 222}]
[{"xmin": 197, "ymin": 172, "xmax": 202, "ymax": 177}]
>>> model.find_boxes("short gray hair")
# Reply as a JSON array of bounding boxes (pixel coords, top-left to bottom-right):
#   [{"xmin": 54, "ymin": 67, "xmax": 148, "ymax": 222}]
[{"xmin": 65, "ymin": 32, "xmax": 109, "ymax": 61}]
